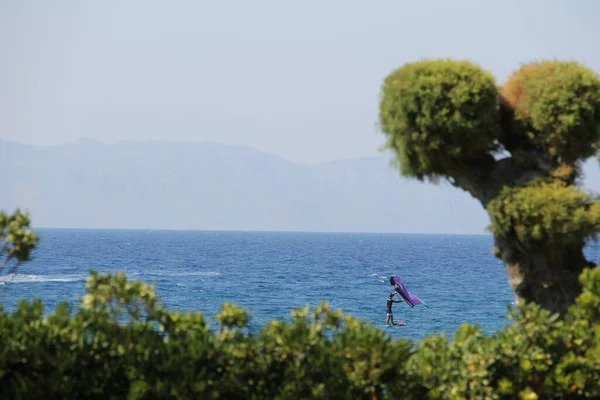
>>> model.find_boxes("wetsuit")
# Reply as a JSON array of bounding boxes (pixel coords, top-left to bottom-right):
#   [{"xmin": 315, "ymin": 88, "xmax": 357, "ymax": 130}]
[{"xmin": 386, "ymin": 294, "xmax": 403, "ymax": 316}]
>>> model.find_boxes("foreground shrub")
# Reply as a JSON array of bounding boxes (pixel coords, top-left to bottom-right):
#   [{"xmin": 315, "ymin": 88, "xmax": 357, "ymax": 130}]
[{"xmin": 0, "ymin": 268, "xmax": 599, "ymax": 399}]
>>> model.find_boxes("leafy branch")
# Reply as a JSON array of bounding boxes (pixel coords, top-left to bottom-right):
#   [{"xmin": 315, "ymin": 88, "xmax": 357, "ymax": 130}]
[{"xmin": 0, "ymin": 209, "xmax": 39, "ymax": 276}]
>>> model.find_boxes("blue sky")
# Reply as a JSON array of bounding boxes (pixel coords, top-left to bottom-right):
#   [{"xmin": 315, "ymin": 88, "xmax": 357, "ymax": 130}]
[{"xmin": 2, "ymin": 0, "xmax": 599, "ymax": 164}]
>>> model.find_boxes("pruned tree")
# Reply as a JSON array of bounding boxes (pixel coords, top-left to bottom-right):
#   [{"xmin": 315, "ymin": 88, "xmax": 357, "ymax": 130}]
[
  {"xmin": 0, "ymin": 209, "xmax": 39, "ymax": 277},
  {"xmin": 378, "ymin": 59, "xmax": 600, "ymax": 315}
]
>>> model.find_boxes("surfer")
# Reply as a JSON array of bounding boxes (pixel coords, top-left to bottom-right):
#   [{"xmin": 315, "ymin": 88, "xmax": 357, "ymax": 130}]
[{"xmin": 386, "ymin": 292, "xmax": 405, "ymax": 326}]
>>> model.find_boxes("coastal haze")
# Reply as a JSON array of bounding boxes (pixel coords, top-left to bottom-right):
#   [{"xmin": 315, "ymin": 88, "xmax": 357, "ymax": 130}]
[
  {"xmin": 2, "ymin": 138, "xmax": 600, "ymax": 234},
  {"xmin": 0, "ymin": 138, "xmax": 487, "ymax": 233}
]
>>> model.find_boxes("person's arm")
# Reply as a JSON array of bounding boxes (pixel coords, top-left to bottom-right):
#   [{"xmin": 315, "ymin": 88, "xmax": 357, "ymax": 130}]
[{"xmin": 393, "ymin": 299, "xmax": 404, "ymax": 303}]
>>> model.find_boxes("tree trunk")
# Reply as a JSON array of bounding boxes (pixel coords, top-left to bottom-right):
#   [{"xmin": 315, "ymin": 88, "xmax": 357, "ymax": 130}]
[
  {"xmin": 447, "ymin": 153, "xmax": 592, "ymax": 316},
  {"xmin": 492, "ymin": 234, "xmax": 591, "ymax": 315}
]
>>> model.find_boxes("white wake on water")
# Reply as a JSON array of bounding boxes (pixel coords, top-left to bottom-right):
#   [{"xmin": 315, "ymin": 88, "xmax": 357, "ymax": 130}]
[
  {"xmin": 0, "ymin": 274, "xmax": 87, "ymax": 283},
  {"xmin": 371, "ymin": 273, "xmax": 387, "ymax": 283},
  {"xmin": 0, "ymin": 270, "xmax": 221, "ymax": 285}
]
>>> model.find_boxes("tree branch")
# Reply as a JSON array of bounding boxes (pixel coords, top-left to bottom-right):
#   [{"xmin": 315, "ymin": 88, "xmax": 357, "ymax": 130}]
[
  {"xmin": 481, "ymin": 150, "xmax": 556, "ymax": 206},
  {"xmin": 446, "ymin": 149, "xmax": 557, "ymax": 208},
  {"xmin": 445, "ymin": 154, "xmax": 496, "ymax": 205}
]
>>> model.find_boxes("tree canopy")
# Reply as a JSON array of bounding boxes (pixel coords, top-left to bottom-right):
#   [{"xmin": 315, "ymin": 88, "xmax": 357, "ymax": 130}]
[
  {"xmin": 499, "ymin": 61, "xmax": 600, "ymax": 163},
  {"xmin": 379, "ymin": 59, "xmax": 600, "ymax": 178},
  {"xmin": 378, "ymin": 59, "xmax": 501, "ymax": 181}
]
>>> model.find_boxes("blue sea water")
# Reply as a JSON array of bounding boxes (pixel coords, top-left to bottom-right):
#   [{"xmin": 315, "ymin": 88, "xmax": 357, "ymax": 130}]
[{"xmin": 1, "ymin": 229, "xmax": 599, "ymax": 342}]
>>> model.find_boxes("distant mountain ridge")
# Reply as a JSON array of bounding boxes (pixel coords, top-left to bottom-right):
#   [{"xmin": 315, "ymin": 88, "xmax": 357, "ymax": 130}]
[{"xmin": 2, "ymin": 138, "xmax": 599, "ymax": 234}]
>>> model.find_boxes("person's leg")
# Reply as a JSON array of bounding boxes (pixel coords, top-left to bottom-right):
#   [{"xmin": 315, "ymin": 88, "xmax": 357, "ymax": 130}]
[{"xmin": 389, "ymin": 313, "xmax": 404, "ymax": 326}]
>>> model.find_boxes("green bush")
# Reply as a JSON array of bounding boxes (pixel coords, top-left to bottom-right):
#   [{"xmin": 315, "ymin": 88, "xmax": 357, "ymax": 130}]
[{"xmin": 0, "ymin": 267, "xmax": 598, "ymax": 399}]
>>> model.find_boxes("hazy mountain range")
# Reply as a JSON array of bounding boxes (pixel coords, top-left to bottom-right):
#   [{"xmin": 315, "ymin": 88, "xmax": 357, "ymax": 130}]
[{"xmin": 2, "ymin": 138, "xmax": 599, "ymax": 234}]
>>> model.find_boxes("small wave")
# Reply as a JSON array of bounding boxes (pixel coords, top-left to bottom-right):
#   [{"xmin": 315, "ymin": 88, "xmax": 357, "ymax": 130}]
[
  {"xmin": 0, "ymin": 274, "xmax": 87, "ymax": 284},
  {"xmin": 144, "ymin": 271, "xmax": 221, "ymax": 277},
  {"xmin": 180, "ymin": 271, "xmax": 220, "ymax": 277}
]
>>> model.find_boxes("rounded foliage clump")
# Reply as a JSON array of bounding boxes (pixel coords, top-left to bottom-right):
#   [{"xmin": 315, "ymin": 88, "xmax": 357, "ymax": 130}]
[
  {"xmin": 378, "ymin": 58, "xmax": 500, "ymax": 180},
  {"xmin": 0, "ymin": 209, "xmax": 39, "ymax": 268},
  {"xmin": 215, "ymin": 302, "xmax": 250, "ymax": 330},
  {"xmin": 499, "ymin": 60, "xmax": 600, "ymax": 163},
  {"xmin": 487, "ymin": 180, "xmax": 600, "ymax": 248}
]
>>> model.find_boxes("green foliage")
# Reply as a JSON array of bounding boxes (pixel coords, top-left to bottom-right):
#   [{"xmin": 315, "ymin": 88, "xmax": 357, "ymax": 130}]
[
  {"xmin": 487, "ymin": 179, "xmax": 600, "ymax": 249},
  {"xmin": 1, "ymin": 268, "xmax": 599, "ymax": 399},
  {"xmin": 378, "ymin": 58, "xmax": 500, "ymax": 180},
  {"xmin": 379, "ymin": 58, "xmax": 600, "ymax": 316},
  {"xmin": 0, "ymin": 270, "xmax": 417, "ymax": 399},
  {"xmin": 215, "ymin": 302, "xmax": 250, "ymax": 333},
  {"xmin": 378, "ymin": 58, "xmax": 600, "ymax": 182},
  {"xmin": 499, "ymin": 60, "xmax": 600, "ymax": 163},
  {"xmin": 0, "ymin": 209, "xmax": 39, "ymax": 275},
  {"xmin": 406, "ymin": 267, "xmax": 600, "ymax": 399}
]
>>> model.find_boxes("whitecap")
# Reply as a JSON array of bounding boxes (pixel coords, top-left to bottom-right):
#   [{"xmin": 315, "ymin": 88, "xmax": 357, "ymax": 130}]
[{"xmin": 144, "ymin": 271, "xmax": 221, "ymax": 277}]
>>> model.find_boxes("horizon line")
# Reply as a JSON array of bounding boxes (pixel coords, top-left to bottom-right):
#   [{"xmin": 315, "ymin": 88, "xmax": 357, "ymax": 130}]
[{"xmin": 31, "ymin": 225, "xmax": 492, "ymax": 236}]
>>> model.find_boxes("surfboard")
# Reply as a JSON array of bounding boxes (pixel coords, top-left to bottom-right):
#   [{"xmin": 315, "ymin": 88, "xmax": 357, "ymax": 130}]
[{"xmin": 384, "ymin": 322, "xmax": 405, "ymax": 327}]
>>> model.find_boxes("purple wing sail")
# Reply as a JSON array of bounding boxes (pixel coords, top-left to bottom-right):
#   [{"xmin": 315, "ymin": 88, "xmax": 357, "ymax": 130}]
[{"xmin": 390, "ymin": 276, "xmax": 427, "ymax": 308}]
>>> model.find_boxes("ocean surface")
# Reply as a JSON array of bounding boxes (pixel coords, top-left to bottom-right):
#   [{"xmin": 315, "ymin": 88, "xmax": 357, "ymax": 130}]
[{"xmin": 1, "ymin": 229, "xmax": 599, "ymax": 342}]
